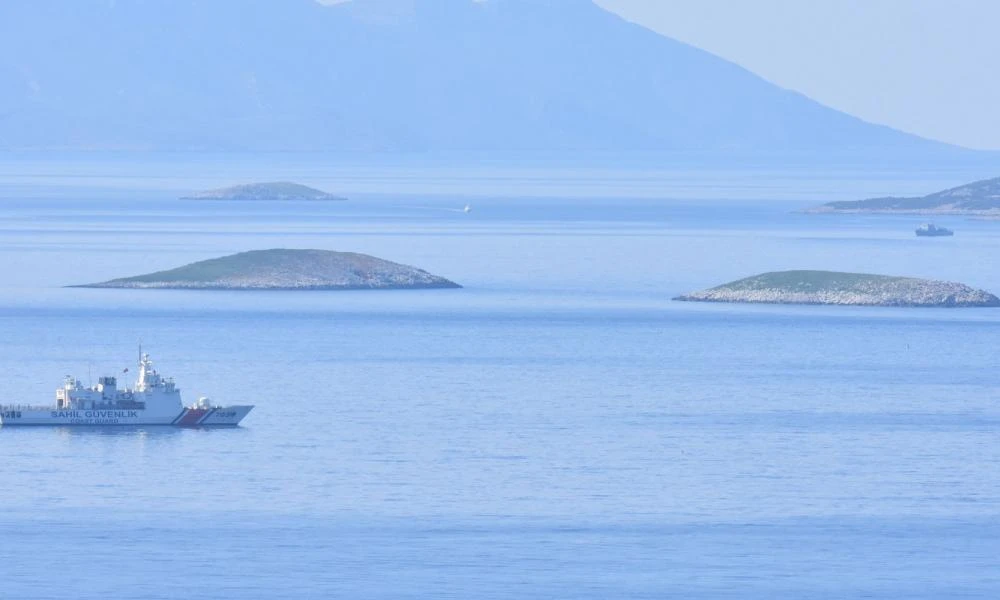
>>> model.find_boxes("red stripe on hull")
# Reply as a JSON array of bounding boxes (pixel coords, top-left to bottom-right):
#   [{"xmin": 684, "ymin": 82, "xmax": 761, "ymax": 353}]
[{"xmin": 177, "ymin": 408, "xmax": 208, "ymax": 427}]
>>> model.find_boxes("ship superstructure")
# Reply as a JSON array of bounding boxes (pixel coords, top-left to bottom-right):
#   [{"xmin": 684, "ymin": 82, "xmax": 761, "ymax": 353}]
[
  {"xmin": 0, "ymin": 352, "xmax": 253, "ymax": 427},
  {"xmin": 915, "ymin": 223, "xmax": 954, "ymax": 237}
]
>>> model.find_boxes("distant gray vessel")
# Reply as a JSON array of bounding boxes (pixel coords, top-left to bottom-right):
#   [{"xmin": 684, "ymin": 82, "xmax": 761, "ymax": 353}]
[{"xmin": 915, "ymin": 223, "xmax": 954, "ymax": 237}]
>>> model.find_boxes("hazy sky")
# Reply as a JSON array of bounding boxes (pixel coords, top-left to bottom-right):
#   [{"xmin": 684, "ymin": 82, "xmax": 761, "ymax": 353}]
[{"xmin": 596, "ymin": 0, "xmax": 1000, "ymax": 150}]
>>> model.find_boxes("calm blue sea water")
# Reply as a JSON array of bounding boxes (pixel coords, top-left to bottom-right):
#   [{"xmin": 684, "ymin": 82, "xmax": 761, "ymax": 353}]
[{"xmin": 1, "ymin": 164, "xmax": 999, "ymax": 598}]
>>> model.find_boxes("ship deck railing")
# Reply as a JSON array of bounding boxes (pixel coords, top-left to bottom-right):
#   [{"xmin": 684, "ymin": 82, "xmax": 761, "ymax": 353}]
[{"xmin": 2, "ymin": 402, "xmax": 147, "ymax": 411}]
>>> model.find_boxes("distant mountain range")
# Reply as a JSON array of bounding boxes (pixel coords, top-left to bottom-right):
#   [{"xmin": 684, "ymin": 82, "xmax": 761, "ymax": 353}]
[
  {"xmin": 0, "ymin": 0, "xmax": 975, "ymax": 160},
  {"xmin": 809, "ymin": 175, "xmax": 1000, "ymax": 214}
]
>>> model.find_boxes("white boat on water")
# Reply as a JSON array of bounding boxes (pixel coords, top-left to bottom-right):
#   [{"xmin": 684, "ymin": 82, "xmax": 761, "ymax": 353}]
[{"xmin": 0, "ymin": 352, "xmax": 253, "ymax": 427}]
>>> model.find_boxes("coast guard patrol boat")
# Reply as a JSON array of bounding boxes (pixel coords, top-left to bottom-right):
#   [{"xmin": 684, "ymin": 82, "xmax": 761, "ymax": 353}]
[{"xmin": 0, "ymin": 352, "xmax": 253, "ymax": 427}]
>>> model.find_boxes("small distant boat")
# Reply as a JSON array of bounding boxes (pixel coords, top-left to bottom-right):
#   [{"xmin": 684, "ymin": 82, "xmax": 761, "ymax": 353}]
[
  {"xmin": 915, "ymin": 223, "xmax": 953, "ymax": 237},
  {"xmin": 463, "ymin": 204, "xmax": 472, "ymax": 214}
]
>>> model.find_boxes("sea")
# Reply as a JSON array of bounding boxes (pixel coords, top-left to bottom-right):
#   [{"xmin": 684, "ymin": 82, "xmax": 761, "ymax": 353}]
[{"xmin": 1, "ymin": 156, "xmax": 999, "ymax": 599}]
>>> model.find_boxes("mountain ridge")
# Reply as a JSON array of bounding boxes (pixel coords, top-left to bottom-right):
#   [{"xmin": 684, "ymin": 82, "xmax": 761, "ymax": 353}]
[{"xmin": 0, "ymin": 0, "xmax": 968, "ymax": 159}]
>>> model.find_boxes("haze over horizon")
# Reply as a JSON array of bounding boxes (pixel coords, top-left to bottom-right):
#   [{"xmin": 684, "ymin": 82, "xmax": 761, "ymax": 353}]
[
  {"xmin": 323, "ymin": 0, "xmax": 1000, "ymax": 151},
  {"xmin": 0, "ymin": 0, "xmax": 994, "ymax": 161},
  {"xmin": 597, "ymin": 0, "xmax": 1000, "ymax": 151}
]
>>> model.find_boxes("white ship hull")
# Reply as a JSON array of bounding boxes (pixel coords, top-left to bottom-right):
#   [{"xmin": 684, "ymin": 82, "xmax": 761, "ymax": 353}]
[
  {"xmin": 0, "ymin": 405, "xmax": 253, "ymax": 427},
  {"xmin": 3, "ymin": 351, "xmax": 255, "ymax": 428}
]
